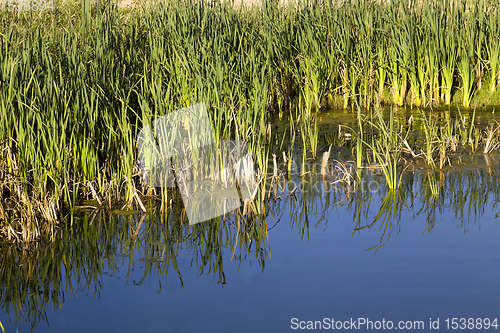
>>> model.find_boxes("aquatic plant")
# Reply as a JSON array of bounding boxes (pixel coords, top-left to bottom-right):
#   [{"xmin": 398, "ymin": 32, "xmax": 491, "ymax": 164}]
[
  {"xmin": 420, "ymin": 111, "xmax": 440, "ymax": 167},
  {"xmin": 483, "ymin": 121, "xmax": 500, "ymax": 153},
  {"xmin": 363, "ymin": 107, "xmax": 406, "ymax": 189},
  {"xmin": 330, "ymin": 159, "xmax": 357, "ymax": 190}
]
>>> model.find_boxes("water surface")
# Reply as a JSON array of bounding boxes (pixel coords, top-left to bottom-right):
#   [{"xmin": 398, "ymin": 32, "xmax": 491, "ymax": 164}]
[{"xmin": 1, "ymin": 110, "xmax": 500, "ymax": 332}]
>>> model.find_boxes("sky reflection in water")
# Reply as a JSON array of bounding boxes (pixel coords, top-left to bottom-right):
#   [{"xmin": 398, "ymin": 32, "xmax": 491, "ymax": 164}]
[{"xmin": 1, "ymin": 155, "xmax": 500, "ymax": 333}]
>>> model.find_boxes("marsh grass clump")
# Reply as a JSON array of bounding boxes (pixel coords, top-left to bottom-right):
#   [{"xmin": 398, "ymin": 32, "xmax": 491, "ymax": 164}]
[
  {"xmin": 483, "ymin": 121, "xmax": 500, "ymax": 153},
  {"xmin": 339, "ymin": 105, "xmax": 500, "ymax": 192},
  {"xmin": 360, "ymin": 107, "xmax": 408, "ymax": 189}
]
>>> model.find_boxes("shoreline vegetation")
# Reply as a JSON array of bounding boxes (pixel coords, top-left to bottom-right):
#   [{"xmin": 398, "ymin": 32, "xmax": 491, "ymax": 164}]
[{"xmin": 1, "ymin": 0, "xmax": 500, "ymax": 243}]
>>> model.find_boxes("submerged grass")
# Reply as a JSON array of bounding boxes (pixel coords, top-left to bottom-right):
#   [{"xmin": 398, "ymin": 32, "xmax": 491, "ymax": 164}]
[{"xmin": 342, "ymin": 105, "xmax": 500, "ymax": 189}]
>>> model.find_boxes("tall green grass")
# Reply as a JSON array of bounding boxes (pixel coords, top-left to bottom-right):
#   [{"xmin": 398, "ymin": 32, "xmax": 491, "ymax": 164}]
[{"xmin": 0, "ymin": 0, "xmax": 499, "ymax": 242}]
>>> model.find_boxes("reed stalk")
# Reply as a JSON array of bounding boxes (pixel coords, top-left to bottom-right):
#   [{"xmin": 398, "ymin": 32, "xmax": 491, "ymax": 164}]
[
  {"xmin": 486, "ymin": 3, "xmax": 500, "ymax": 93},
  {"xmin": 420, "ymin": 111, "xmax": 439, "ymax": 167}
]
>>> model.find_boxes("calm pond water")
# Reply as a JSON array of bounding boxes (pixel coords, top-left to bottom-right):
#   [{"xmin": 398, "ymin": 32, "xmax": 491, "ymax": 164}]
[{"xmin": 1, "ymin": 109, "xmax": 500, "ymax": 332}]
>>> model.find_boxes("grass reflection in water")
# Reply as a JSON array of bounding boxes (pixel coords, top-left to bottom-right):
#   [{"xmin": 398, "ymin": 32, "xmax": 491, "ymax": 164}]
[{"xmin": 2, "ymin": 155, "xmax": 499, "ymax": 330}]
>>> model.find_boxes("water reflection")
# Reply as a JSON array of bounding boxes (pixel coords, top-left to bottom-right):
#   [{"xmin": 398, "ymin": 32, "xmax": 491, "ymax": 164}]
[
  {"xmin": 0, "ymin": 205, "xmax": 269, "ymax": 331},
  {"xmin": 1, "ymin": 154, "xmax": 500, "ymax": 331},
  {"xmin": 279, "ymin": 153, "xmax": 500, "ymax": 249}
]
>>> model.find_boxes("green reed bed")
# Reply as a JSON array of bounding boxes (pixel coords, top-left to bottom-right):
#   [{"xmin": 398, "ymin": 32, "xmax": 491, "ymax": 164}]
[
  {"xmin": 329, "ymin": 104, "xmax": 500, "ymax": 193},
  {"xmin": 1, "ymin": 0, "xmax": 500, "ymax": 242}
]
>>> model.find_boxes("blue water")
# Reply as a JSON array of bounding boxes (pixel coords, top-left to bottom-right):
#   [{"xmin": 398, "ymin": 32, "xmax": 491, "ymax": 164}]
[{"xmin": 2, "ymin": 170, "xmax": 500, "ymax": 333}]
